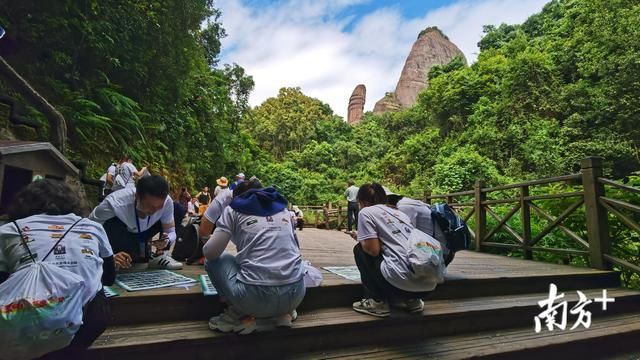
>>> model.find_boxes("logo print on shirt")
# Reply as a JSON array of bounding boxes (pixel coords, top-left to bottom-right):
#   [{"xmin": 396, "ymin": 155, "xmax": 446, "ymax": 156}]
[
  {"xmin": 48, "ymin": 225, "xmax": 65, "ymax": 230},
  {"xmin": 79, "ymin": 233, "xmax": 93, "ymax": 239},
  {"xmin": 81, "ymin": 248, "xmax": 94, "ymax": 256},
  {"xmin": 53, "ymin": 245, "xmax": 66, "ymax": 255},
  {"xmin": 19, "ymin": 253, "xmax": 37, "ymax": 264},
  {"xmin": 281, "ymin": 217, "xmax": 289, "ymax": 224},
  {"xmin": 246, "ymin": 219, "xmax": 258, "ymax": 226},
  {"xmin": 50, "ymin": 233, "xmax": 63, "ymax": 239},
  {"xmin": 266, "ymin": 216, "xmax": 274, "ymax": 222},
  {"xmin": 21, "ymin": 226, "xmax": 31, "ymax": 232}
]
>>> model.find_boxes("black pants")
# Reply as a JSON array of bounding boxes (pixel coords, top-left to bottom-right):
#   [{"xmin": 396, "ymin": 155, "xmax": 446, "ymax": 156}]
[
  {"xmin": 297, "ymin": 218, "xmax": 304, "ymax": 230},
  {"xmin": 353, "ymin": 243, "xmax": 430, "ymax": 302},
  {"xmin": 347, "ymin": 201, "xmax": 359, "ymax": 231},
  {"xmin": 40, "ymin": 290, "xmax": 111, "ymax": 360},
  {"xmin": 103, "ymin": 217, "xmax": 162, "ymax": 261}
]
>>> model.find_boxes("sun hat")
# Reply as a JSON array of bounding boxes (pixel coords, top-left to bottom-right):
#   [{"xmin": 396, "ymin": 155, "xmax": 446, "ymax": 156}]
[{"xmin": 216, "ymin": 177, "xmax": 229, "ymax": 187}]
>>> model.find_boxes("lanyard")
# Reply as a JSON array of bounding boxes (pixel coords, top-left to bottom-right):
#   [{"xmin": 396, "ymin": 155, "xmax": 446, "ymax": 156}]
[{"xmin": 134, "ymin": 199, "xmax": 150, "ymax": 255}]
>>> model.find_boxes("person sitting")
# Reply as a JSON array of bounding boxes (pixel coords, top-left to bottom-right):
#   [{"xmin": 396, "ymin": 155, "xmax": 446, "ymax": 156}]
[
  {"xmin": 351, "ymin": 183, "xmax": 434, "ymax": 317},
  {"xmin": 187, "ymin": 196, "xmax": 200, "ymax": 217},
  {"xmin": 384, "ymin": 187, "xmax": 454, "ymax": 265},
  {"xmin": 0, "ymin": 179, "xmax": 115, "ymax": 358},
  {"xmin": 203, "ymin": 179, "xmax": 305, "ymax": 334},
  {"xmin": 292, "ymin": 205, "xmax": 304, "ymax": 231},
  {"xmin": 89, "ymin": 175, "xmax": 183, "ymax": 270}
]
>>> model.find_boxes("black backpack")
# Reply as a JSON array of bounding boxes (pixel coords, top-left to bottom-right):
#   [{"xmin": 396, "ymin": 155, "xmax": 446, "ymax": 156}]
[
  {"xmin": 171, "ymin": 217, "xmax": 204, "ymax": 264},
  {"xmin": 431, "ymin": 203, "xmax": 472, "ymax": 253}
]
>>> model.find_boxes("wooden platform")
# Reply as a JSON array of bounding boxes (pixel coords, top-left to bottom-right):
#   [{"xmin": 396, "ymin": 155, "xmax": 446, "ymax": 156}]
[{"xmin": 90, "ymin": 229, "xmax": 640, "ymax": 359}]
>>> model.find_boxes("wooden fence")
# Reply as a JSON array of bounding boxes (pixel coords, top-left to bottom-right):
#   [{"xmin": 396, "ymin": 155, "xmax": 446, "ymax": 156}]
[{"xmin": 426, "ymin": 157, "xmax": 639, "ymax": 276}]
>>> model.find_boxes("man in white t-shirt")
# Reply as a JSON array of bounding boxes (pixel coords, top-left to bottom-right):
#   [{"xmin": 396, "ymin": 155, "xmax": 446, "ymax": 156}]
[
  {"xmin": 89, "ymin": 175, "xmax": 182, "ymax": 270},
  {"xmin": 344, "ymin": 180, "xmax": 359, "ymax": 233}
]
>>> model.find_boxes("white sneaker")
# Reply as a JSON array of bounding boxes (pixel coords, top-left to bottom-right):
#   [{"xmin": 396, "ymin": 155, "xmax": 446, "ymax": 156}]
[
  {"xmin": 393, "ymin": 298, "xmax": 424, "ymax": 313},
  {"xmin": 352, "ymin": 298, "xmax": 390, "ymax": 317},
  {"xmin": 274, "ymin": 309, "xmax": 298, "ymax": 328},
  {"xmin": 209, "ymin": 307, "xmax": 256, "ymax": 335},
  {"xmin": 148, "ymin": 253, "xmax": 183, "ymax": 270}
]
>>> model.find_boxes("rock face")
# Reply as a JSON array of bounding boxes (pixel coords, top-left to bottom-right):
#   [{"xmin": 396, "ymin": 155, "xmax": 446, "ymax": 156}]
[
  {"xmin": 373, "ymin": 27, "xmax": 466, "ymax": 114},
  {"xmin": 347, "ymin": 84, "xmax": 366, "ymax": 124}
]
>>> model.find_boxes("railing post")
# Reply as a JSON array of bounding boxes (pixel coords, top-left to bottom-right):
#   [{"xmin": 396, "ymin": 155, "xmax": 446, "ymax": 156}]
[
  {"xmin": 446, "ymin": 195, "xmax": 454, "ymax": 205},
  {"xmin": 424, "ymin": 190, "xmax": 432, "ymax": 205},
  {"xmin": 337, "ymin": 205, "xmax": 342, "ymax": 231},
  {"xmin": 474, "ymin": 180, "xmax": 486, "ymax": 252},
  {"xmin": 581, "ymin": 157, "xmax": 611, "ymax": 270},
  {"xmin": 520, "ymin": 185, "xmax": 532, "ymax": 259}
]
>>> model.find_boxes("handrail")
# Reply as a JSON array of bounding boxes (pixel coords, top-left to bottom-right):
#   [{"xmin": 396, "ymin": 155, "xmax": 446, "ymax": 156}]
[
  {"xmin": 598, "ymin": 178, "xmax": 640, "ymax": 194},
  {"xmin": 481, "ymin": 174, "xmax": 581, "ymax": 192}
]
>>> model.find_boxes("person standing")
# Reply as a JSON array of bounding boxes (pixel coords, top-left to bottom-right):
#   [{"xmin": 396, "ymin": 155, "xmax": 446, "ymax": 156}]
[
  {"xmin": 89, "ymin": 175, "xmax": 183, "ymax": 270},
  {"xmin": 344, "ymin": 180, "xmax": 359, "ymax": 233},
  {"xmin": 179, "ymin": 187, "xmax": 191, "ymax": 211},
  {"xmin": 292, "ymin": 205, "xmax": 304, "ymax": 231},
  {"xmin": 229, "ymin": 173, "xmax": 245, "ymax": 190},
  {"xmin": 214, "ymin": 177, "xmax": 229, "ymax": 197},
  {"xmin": 196, "ymin": 186, "xmax": 212, "ymax": 216},
  {"xmin": 112, "ymin": 155, "xmax": 147, "ymax": 191}
]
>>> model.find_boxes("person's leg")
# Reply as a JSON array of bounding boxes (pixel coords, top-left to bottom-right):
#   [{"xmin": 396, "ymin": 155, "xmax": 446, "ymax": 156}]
[
  {"xmin": 297, "ymin": 218, "xmax": 304, "ymax": 231},
  {"xmin": 352, "ymin": 243, "xmax": 392, "ymax": 317},
  {"xmin": 103, "ymin": 217, "xmax": 138, "ymax": 260},
  {"xmin": 40, "ymin": 290, "xmax": 110, "ymax": 359},
  {"xmin": 353, "ymin": 204, "xmax": 359, "ymax": 230},
  {"xmin": 347, "ymin": 203, "xmax": 354, "ymax": 232}
]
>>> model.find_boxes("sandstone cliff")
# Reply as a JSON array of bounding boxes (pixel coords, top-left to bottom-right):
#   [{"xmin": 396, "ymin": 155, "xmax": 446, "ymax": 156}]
[
  {"xmin": 373, "ymin": 27, "xmax": 466, "ymax": 114},
  {"xmin": 347, "ymin": 84, "xmax": 366, "ymax": 124}
]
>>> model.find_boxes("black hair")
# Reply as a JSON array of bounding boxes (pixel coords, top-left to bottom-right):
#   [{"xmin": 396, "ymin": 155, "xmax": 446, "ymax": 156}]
[
  {"xmin": 8, "ymin": 179, "xmax": 83, "ymax": 220},
  {"xmin": 357, "ymin": 183, "xmax": 387, "ymax": 206},
  {"xmin": 181, "ymin": 187, "xmax": 187, "ymax": 192},
  {"xmin": 233, "ymin": 178, "xmax": 263, "ymax": 197},
  {"xmin": 136, "ymin": 175, "xmax": 169, "ymax": 199},
  {"xmin": 347, "ymin": 180, "xmax": 354, "ymax": 186},
  {"xmin": 386, "ymin": 194, "xmax": 403, "ymax": 207},
  {"xmin": 120, "ymin": 154, "xmax": 131, "ymax": 162}
]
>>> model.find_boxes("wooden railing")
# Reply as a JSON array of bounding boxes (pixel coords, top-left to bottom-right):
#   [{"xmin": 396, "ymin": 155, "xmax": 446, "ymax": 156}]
[{"xmin": 426, "ymin": 157, "xmax": 640, "ymax": 277}]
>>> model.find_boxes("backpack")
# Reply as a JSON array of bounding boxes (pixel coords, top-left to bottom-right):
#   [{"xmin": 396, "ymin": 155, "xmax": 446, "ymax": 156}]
[
  {"xmin": 171, "ymin": 219, "xmax": 204, "ymax": 265},
  {"xmin": 377, "ymin": 205, "xmax": 445, "ymax": 288},
  {"xmin": 0, "ymin": 219, "xmax": 86, "ymax": 360},
  {"xmin": 430, "ymin": 203, "xmax": 472, "ymax": 253}
]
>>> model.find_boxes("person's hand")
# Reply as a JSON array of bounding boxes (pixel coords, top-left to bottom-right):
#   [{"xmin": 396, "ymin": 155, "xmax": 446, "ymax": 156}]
[
  {"xmin": 114, "ymin": 252, "xmax": 132, "ymax": 270},
  {"xmin": 152, "ymin": 233, "xmax": 169, "ymax": 250},
  {"xmin": 350, "ymin": 231, "xmax": 357, "ymax": 241}
]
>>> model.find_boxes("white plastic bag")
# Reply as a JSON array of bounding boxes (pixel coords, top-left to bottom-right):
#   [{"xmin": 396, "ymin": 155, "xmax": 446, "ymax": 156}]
[
  {"xmin": 0, "ymin": 262, "xmax": 86, "ymax": 360},
  {"xmin": 406, "ymin": 228, "xmax": 446, "ymax": 289},
  {"xmin": 302, "ymin": 261, "xmax": 323, "ymax": 287}
]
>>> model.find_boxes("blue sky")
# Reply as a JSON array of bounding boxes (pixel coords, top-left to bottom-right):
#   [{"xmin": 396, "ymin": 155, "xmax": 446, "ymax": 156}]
[{"xmin": 217, "ymin": 0, "xmax": 549, "ymax": 118}]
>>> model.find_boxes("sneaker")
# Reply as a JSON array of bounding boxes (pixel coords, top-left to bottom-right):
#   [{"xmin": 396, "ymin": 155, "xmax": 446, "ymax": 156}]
[
  {"xmin": 209, "ymin": 307, "xmax": 257, "ymax": 335},
  {"xmin": 390, "ymin": 298, "xmax": 424, "ymax": 313},
  {"xmin": 352, "ymin": 298, "xmax": 390, "ymax": 317},
  {"xmin": 274, "ymin": 309, "xmax": 298, "ymax": 328},
  {"xmin": 148, "ymin": 253, "xmax": 183, "ymax": 270}
]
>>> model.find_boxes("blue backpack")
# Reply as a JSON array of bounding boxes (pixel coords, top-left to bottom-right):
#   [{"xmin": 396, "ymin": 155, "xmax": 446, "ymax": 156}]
[{"xmin": 431, "ymin": 203, "xmax": 472, "ymax": 252}]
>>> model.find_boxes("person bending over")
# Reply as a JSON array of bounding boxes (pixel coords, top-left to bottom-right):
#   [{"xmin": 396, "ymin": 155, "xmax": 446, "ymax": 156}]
[
  {"xmin": 351, "ymin": 183, "xmax": 435, "ymax": 317},
  {"xmin": 89, "ymin": 175, "xmax": 183, "ymax": 270},
  {"xmin": 0, "ymin": 179, "xmax": 115, "ymax": 358},
  {"xmin": 203, "ymin": 179, "xmax": 305, "ymax": 334}
]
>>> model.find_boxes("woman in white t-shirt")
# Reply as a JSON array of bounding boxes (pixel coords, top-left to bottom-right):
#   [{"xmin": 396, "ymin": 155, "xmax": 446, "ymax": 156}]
[
  {"xmin": 203, "ymin": 179, "xmax": 305, "ymax": 335},
  {"xmin": 0, "ymin": 179, "xmax": 115, "ymax": 358},
  {"xmin": 351, "ymin": 183, "xmax": 433, "ymax": 318}
]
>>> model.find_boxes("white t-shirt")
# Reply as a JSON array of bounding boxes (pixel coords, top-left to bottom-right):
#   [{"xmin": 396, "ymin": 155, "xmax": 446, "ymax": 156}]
[
  {"xmin": 204, "ymin": 188, "xmax": 233, "ymax": 224},
  {"xmin": 114, "ymin": 162, "xmax": 137, "ymax": 190},
  {"xmin": 105, "ymin": 164, "xmax": 117, "ymax": 190},
  {"xmin": 215, "ymin": 207, "xmax": 303, "ymax": 286},
  {"xmin": 88, "ymin": 187, "xmax": 174, "ymax": 234},
  {"xmin": 357, "ymin": 204, "xmax": 433, "ymax": 292},
  {"xmin": 0, "ymin": 214, "xmax": 113, "ymax": 304},
  {"xmin": 396, "ymin": 198, "xmax": 448, "ymax": 252},
  {"xmin": 344, "ymin": 186, "xmax": 359, "ymax": 203}
]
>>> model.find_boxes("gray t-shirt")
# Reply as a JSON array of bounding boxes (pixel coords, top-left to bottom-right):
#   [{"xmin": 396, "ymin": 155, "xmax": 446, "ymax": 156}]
[
  {"xmin": 344, "ymin": 185, "xmax": 359, "ymax": 203},
  {"xmin": 0, "ymin": 214, "xmax": 113, "ymax": 304},
  {"xmin": 215, "ymin": 207, "xmax": 303, "ymax": 286},
  {"xmin": 396, "ymin": 198, "xmax": 448, "ymax": 253},
  {"xmin": 357, "ymin": 204, "xmax": 434, "ymax": 292}
]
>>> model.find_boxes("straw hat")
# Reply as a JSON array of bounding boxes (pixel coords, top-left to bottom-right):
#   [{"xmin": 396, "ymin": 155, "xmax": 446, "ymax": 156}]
[{"xmin": 216, "ymin": 177, "xmax": 229, "ymax": 187}]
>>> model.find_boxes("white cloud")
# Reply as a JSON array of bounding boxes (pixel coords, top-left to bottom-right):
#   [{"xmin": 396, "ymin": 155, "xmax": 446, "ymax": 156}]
[{"xmin": 218, "ymin": 0, "xmax": 549, "ymax": 118}]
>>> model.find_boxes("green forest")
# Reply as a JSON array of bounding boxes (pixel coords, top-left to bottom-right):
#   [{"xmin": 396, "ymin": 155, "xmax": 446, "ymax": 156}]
[{"xmin": 1, "ymin": 0, "xmax": 638, "ymax": 283}]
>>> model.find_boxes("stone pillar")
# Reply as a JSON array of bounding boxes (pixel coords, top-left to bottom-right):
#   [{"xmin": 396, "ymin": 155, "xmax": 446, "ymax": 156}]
[{"xmin": 347, "ymin": 84, "xmax": 366, "ymax": 124}]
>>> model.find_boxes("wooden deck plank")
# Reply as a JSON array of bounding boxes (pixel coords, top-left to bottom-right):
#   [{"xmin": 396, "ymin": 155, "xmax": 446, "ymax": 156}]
[
  {"xmin": 108, "ymin": 229, "xmax": 616, "ymax": 299},
  {"xmin": 92, "ymin": 287, "xmax": 640, "ymax": 349},
  {"xmin": 295, "ymin": 312, "xmax": 640, "ymax": 359}
]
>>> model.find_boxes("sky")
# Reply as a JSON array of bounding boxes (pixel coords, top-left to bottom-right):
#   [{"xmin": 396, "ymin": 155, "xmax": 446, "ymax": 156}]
[{"xmin": 216, "ymin": 0, "xmax": 550, "ymax": 119}]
